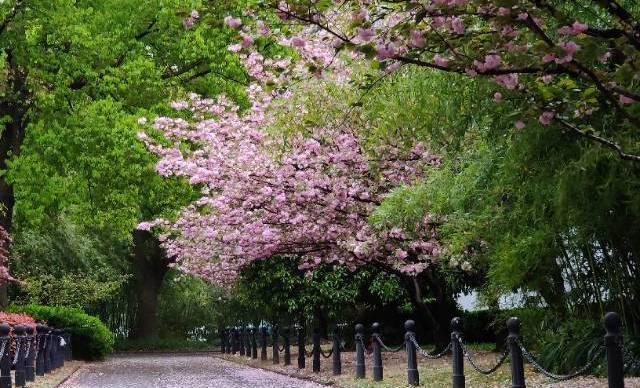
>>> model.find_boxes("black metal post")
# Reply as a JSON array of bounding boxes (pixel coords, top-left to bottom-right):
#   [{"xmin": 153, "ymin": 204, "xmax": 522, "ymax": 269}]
[
  {"xmin": 372, "ymin": 322, "xmax": 383, "ymax": 381},
  {"xmin": 451, "ymin": 317, "xmax": 465, "ymax": 388},
  {"xmin": 332, "ymin": 326, "xmax": 341, "ymax": 375},
  {"xmin": 50, "ymin": 329, "xmax": 59, "ymax": 370},
  {"xmin": 405, "ymin": 320, "xmax": 419, "ymax": 386},
  {"xmin": 297, "ymin": 325, "xmax": 305, "ymax": 369},
  {"xmin": 355, "ymin": 323, "xmax": 365, "ymax": 379},
  {"xmin": 283, "ymin": 327, "xmax": 291, "ymax": 365},
  {"xmin": 0, "ymin": 323, "xmax": 11, "ymax": 388},
  {"xmin": 507, "ymin": 317, "xmax": 525, "ymax": 388},
  {"xmin": 239, "ymin": 326, "xmax": 246, "ymax": 356},
  {"xmin": 44, "ymin": 327, "xmax": 52, "ymax": 374},
  {"xmin": 244, "ymin": 327, "xmax": 251, "ymax": 358},
  {"xmin": 55, "ymin": 329, "xmax": 64, "ymax": 368},
  {"xmin": 604, "ymin": 312, "xmax": 624, "ymax": 388},
  {"xmin": 35, "ymin": 324, "xmax": 46, "ymax": 377},
  {"xmin": 14, "ymin": 325, "xmax": 26, "ymax": 387},
  {"xmin": 272, "ymin": 325, "xmax": 280, "ymax": 364},
  {"xmin": 25, "ymin": 326, "xmax": 35, "ymax": 382},
  {"xmin": 225, "ymin": 327, "xmax": 232, "ymax": 354},
  {"xmin": 220, "ymin": 329, "xmax": 226, "ymax": 353},
  {"xmin": 261, "ymin": 327, "xmax": 268, "ymax": 361},
  {"xmin": 63, "ymin": 328, "xmax": 72, "ymax": 361},
  {"xmin": 312, "ymin": 328, "xmax": 320, "ymax": 372},
  {"xmin": 251, "ymin": 328, "xmax": 258, "ymax": 359},
  {"xmin": 232, "ymin": 327, "xmax": 239, "ymax": 354}
]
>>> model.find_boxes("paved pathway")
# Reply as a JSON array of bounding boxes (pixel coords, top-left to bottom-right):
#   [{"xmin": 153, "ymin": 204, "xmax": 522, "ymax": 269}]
[{"xmin": 59, "ymin": 353, "xmax": 324, "ymax": 388}]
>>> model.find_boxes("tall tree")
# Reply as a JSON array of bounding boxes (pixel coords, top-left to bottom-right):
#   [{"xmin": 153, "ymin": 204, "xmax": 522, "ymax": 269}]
[{"xmin": 1, "ymin": 0, "xmax": 247, "ymax": 335}]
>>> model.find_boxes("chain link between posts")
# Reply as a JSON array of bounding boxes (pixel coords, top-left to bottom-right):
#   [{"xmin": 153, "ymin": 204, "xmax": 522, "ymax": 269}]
[
  {"xmin": 320, "ymin": 347, "xmax": 333, "ymax": 358},
  {"xmin": 356, "ymin": 334, "xmax": 373, "ymax": 355},
  {"xmin": 372, "ymin": 334, "xmax": 404, "ymax": 353},
  {"xmin": 12, "ymin": 337, "xmax": 21, "ymax": 366},
  {"xmin": 0, "ymin": 338, "xmax": 6, "ymax": 360},
  {"xmin": 24, "ymin": 337, "xmax": 32, "ymax": 359},
  {"xmin": 516, "ymin": 338, "xmax": 605, "ymax": 381},
  {"xmin": 455, "ymin": 335, "xmax": 508, "ymax": 375},
  {"xmin": 408, "ymin": 335, "xmax": 451, "ymax": 359}
]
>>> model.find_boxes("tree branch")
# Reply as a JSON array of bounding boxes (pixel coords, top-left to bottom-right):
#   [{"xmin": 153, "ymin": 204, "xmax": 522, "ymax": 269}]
[{"xmin": 558, "ymin": 118, "xmax": 640, "ymax": 162}]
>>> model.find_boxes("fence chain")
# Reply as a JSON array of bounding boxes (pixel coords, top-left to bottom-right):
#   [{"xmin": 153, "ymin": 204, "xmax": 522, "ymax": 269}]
[
  {"xmin": 24, "ymin": 337, "xmax": 32, "ymax": 359},
  {"xmin": 12, "ymin": 337, "xmax": 21, "ymax": 366},
  {"xmin": 355, "ymin": 334, "xmax": 373, "ymax": 355},
  {"xmin": 408, "ymin": 335, "xmax": 451, "ymax": 359},
  {"xmin": 516, "ymin": 338, "xmax": 605, "ymax": 381},
  {"xmin": 372, "ymin": 334, "xmax": 404, "ymax": 353},
  {"xmin": 320, "ymin": 347, "xmax": 333, "ymax": 358},
  {"xmin": 0, "ymin": 338, "xmax": 6, "ymax": 359},
  {"xmin": 455, "ymin": 335, "xmax": 508, "ymax": 375}
]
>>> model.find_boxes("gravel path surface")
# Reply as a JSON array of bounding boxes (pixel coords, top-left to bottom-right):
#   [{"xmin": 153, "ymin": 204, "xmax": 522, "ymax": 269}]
[{"xmin": 59, "ymin": 353, "xmax": 324, "ymax": 388}]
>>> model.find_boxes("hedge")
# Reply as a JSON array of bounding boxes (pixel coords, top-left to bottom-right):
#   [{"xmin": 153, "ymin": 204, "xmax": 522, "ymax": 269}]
[{"xmin": 9, "ymin": 304, "xmax": 114, "ymax": 360}]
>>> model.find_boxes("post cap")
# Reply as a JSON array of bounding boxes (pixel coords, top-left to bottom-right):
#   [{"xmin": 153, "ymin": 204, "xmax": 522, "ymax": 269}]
[
  {"xmin": 604, "ymin": 312, "xmax": 622, "ymax": 334},
  {"xmin": 36, "ymin": 324, "xmax": 48, "ymax": 334},
  {"xmin": 405, "ymin": 319, "xmax": 416, "ymax": 332},
  {"xmin": 26, "ymin": 326, "xmax": 34, "ymax": 335},
  {"xmin": 0, "ymin": 323, "xmax": 9, "ymax": 336},
  {"xmin": 506, "ymin": 317, "xmax": 520, "ymax": 335},
  {"xmin": 355, "ymin": 323, "xmax": 364, "ymax": 334},
  {"xmin": 14, "ymin": 324, "xmax": 26, "ymax": 334},
  {"xmin": 451, "ymin": 317, "xmax": 463, "ymax": 331},
  {"xmin": 371, "ymin": 322, "xmax": 381, "ymax": 333}
]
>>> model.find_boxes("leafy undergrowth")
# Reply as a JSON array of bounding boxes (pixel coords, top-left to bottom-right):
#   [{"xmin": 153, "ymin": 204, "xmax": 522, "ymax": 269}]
[{"xmin": 115, "ymin": 337, "xmax": 216, "ymax": 352}]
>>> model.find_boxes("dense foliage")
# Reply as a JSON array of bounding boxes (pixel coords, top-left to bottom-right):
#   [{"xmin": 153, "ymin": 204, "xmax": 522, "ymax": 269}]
[{"xmin": 10, "ymin": 304, "xmax": 114, "ymax": 360}]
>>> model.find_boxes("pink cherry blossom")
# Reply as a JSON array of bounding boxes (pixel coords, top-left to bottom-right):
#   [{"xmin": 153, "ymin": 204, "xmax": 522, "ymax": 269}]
[
  {"xmin": 539, "ymin": 111, "xmax": 554, "ymax": 125},
  {"xmin": 224, "ymin": 16, "xmax": 242, "ymax": 29},
  {"xmin": 515, "ymin": 120, "xmax": 525, "ymax": 129},
  {"xmin": 494, "ymin": 92, "xmax": 502, "ymax": 102},
  {"xmin": 409, "ymin": 30, "xmax": 426, "ymax": 48}
]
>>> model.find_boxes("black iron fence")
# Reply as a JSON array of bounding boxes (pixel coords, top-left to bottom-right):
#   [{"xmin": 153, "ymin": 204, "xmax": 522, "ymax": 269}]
[
  {"xmin": 0, "ymin": 323, "xmax": 71, "ymax": 388},
  {"xmin": 220, "ymin": 312, "xmax": 638, "ymax": 388}
]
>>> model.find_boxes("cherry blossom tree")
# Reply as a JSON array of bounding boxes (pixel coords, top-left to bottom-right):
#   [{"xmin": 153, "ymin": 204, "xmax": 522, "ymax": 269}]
[
  {"xmin": 260, "ymin": 0, "xmax": 640, "ymax": 162},
  {"xmin": 137, "ymin": 33, "xmax": 463, "ymax": 340},
  {"xmin": 0, "ymin": 226, "xmax": 15, "ymax": 284}
]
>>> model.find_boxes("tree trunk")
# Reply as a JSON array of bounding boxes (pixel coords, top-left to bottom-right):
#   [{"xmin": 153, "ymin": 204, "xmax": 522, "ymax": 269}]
[
  {"xmin": 401, "ymin": 270, "xmax": 458, "ymax": 348},
  {"xmin": 0, "ymin": 49, "xmax": 29, "ymax": 307},
  {"xmin": 129, "ymin": 229, "xmax": 171, "ymax": 339}
]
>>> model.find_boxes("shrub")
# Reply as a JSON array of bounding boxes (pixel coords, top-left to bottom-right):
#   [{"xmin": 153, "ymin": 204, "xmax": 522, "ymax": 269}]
[{"xmin": 9, "ymin": 304, "xmax": 114, "ymax": 360}]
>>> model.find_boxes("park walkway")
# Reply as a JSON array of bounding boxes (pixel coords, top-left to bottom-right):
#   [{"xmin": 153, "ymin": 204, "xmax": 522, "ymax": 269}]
[{"xmin": 59, "ymin": 353, "xmax": 323, "ymax": 388}]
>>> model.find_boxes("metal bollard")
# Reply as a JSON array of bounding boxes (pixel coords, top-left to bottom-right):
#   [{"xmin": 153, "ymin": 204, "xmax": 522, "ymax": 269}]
[
  {"xmin": 297, "ymin": 325, "xmax": 305, "ymax": 369},
  {"xmin": 260, "ymin": 327, "xmax": 268, "ymax": 361},
  {"xmin": 14, "ymin": 324, "xmax": 26, "ymax": 387},
  {"xmin": 507, "ymin": 318, "xmax": 525, "ymax": 388},
  {"xmin": 43, "ymin": 326, "xmax": 52, "ymax": 374},
  {"xmin": 0, "ymin": 323, "xmax": 11, "ymax": 388},
  {"xmin": 604, "ymin": 312, "xmax": 624, "ymax": 388},
  {"xmin": 35, "ymin": 324, "xmax": 47, "ymax": 377},
  {"xmin": 250, "ymin": 328, "xmax": 258, "ymax": 359},
  {"xmin": 405, "ymin": 320, "xmax": 419, "ymax": 386},
  {"xmin": 355, "ymin": 323, "xmax": 365, "ymax": 379},
  {"xmin": 239, "ymin": 326, "xmax": 246, "ymax": 356},
  {"xmin": 451, "ymin": 317, "xmax": 465, "ymax": 388},
  {"xmin": 55, "ymin": 329, "xmax": 64, "ymax": 368},
  {"xmin": 227, "ymin": 327, "xmax": 233, "ymax": 354},
  {"xmin": 50, "ymin": 329, "xmax": 59, "ymax": 370},
  {"xmin": 312, "ymin": 328, "xmax": 320, "ymax": 373},
  {"xmin": 232, "ymin": 327, "xmax": 240, "ymax": 354},
  {"xmin": 332, "ymin": 326, "xmax": 341, "ymax": 375},
  {"xmin": 283, "ymin": 327, "xmax": 291, "ymax": 365},
  {"xmin": 272, "ymin": 325, "xmax": 280, "ymax": 364},
  {"xmin": 245, "ymin": 326, "xmax": 252, "ymax": 358},
  {"xmin": 220, "ymin": 328, "xmax": 226, "ymax": 354},
  {"xmin": 25, "ymin": 326, "xmax": 35, "ymax": 382},
  {"xmin": 372, "ymin": 322, "xmax": 383, "ymax": 381},
  {"xmin": 63, "ymin": 328, "xmax": 72, "ymax": 361}
]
